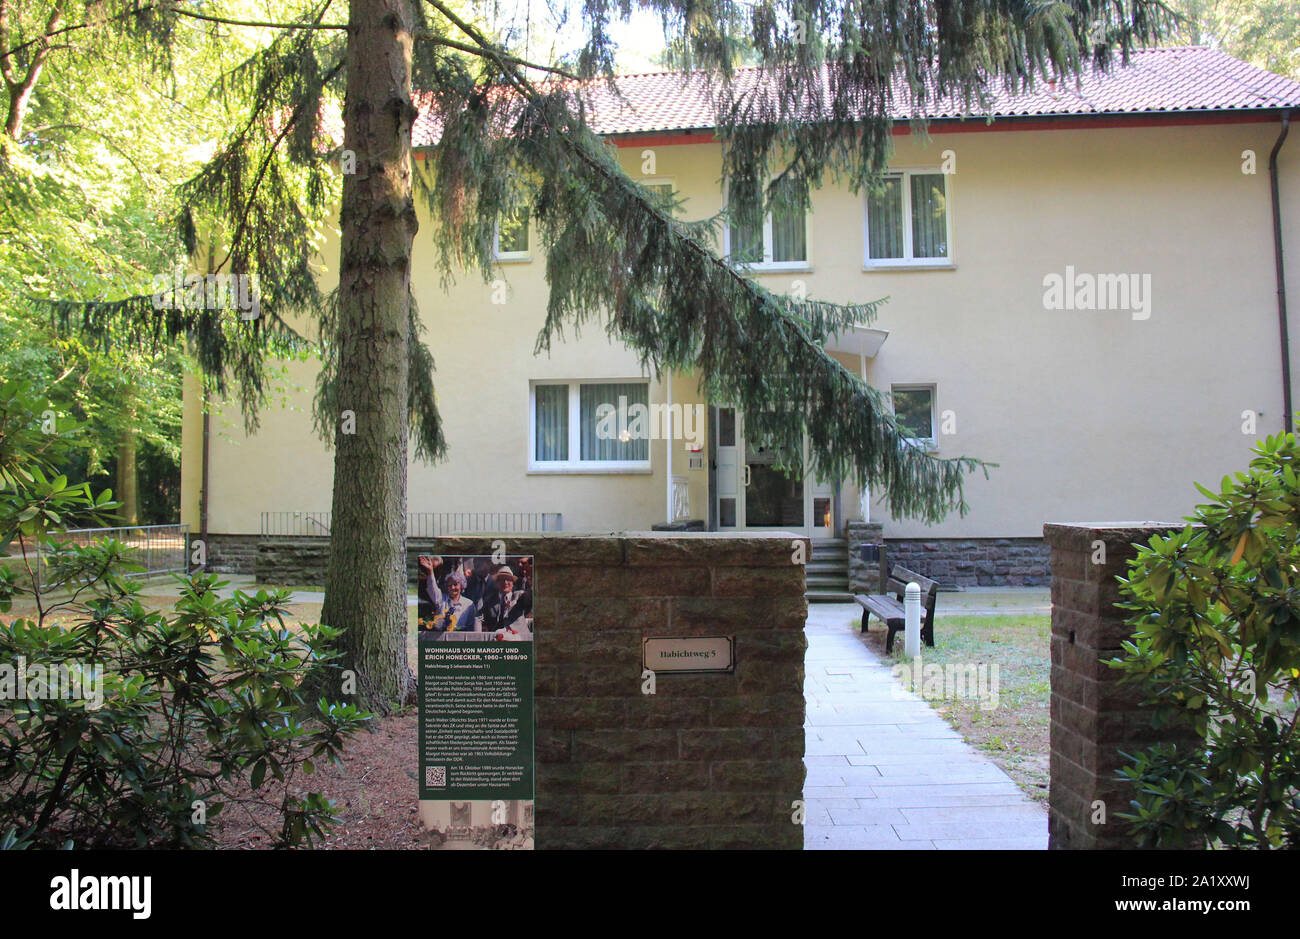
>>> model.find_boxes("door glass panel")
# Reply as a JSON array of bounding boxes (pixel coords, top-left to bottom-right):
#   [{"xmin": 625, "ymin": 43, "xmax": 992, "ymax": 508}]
[
  {"xmin": 813, "ymin": 497, "xmax": 831, "ymax": 530},
  {"xmin": 745, "ymin": 464, "xmax": 804, "ymax": 527},
  {"xmin": 717, "ymin": 407, "xmax": 736, "ymax": 447},
  {"xmin": 719, "ymin": 497, "xmax": 737, "ymax": 528}
]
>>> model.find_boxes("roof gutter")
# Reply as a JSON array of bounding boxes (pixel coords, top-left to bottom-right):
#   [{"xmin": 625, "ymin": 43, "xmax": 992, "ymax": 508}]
[
  {"xmin": 1269, "ymin": 110, "xmax": 1293, "ymax": 433},
  {"xmin": 603, "ymin": 109, "xmax": 1286, "ymax": 147}
]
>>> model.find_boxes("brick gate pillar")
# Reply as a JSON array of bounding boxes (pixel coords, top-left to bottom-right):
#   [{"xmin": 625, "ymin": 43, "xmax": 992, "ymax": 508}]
[{"xmin": 1044, "ymin": 522, "xmax": 1200, "ymax": 849}]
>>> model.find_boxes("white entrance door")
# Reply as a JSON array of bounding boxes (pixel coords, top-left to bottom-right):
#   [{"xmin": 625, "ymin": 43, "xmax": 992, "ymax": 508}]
[
  {"xmin": 714, "ymin": 407, "xmax": 833, "ymax": 536},
  {"xmin": 716, "ymin": 407, "xmax": 740, "ymax": 529}
]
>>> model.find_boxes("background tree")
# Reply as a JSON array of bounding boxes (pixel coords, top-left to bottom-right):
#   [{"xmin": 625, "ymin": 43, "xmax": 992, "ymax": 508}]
[
  {"xmin": 1165, "ymin": 0, "xmax": 1300, "ymax": 78},
  {"xmin": 0, "ymin": 1, "xmax": 324, "ymax": 525}
]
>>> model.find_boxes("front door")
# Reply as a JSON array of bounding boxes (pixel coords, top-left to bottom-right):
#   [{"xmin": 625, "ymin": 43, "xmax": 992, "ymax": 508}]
[{"xmin": 713, "ymin": 407, "xmax": 834, "ymax": 536}]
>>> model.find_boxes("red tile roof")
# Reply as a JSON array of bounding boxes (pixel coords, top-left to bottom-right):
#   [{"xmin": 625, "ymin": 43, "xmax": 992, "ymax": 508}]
[{"xmin": 411, "ymin": 46, "xmax": 1300, "ymax": 146}]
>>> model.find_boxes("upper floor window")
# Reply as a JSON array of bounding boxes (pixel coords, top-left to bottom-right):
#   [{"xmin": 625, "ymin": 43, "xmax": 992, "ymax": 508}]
[
  {"xmin": 865, "ymin": 171, "xmax": 950, "ymax": 266},
  {"xmin": 726, "ymin": 175, "xmax": 809, "ymax": 270},
  {"xmin": 495, "ymin": 208, "xmax": 530, "ymax": 261},
  {"xmin": 642, "ymin": 180, "xmax": 676, "ymax": 211}
]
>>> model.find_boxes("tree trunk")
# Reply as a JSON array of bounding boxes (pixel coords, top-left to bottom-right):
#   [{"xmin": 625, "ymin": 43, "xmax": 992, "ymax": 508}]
[
  {"xmin": 320, "ymin": 0, "xmax": 419, "ymax": 714},
  {"xmin": 116, "ymin": 424, "xmax": 139, "ymax": 527}
]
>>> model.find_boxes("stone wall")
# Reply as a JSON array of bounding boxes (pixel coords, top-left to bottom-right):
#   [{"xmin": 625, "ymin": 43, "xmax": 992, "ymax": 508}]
[
  {"xmin": 209, "ymin": 530, "xmax": 1052, "ymax": 590},
  {"xmin": 249, "ymin": 536, "xmax": 458, "ymax": 587},
  {"xmin": 202, "ymin": 534, "xmax": 261, "ymax": 575},
  {"xmin": 1044, "ymin": 522, "xmax": 1200, "ymax": 849},
  {"xmin": 436, "ymin": 532, "xmax": 808, "ymax": 850},
  {"xmin": 845, "ymin": 521, "xmax": 885, "ymax": 594},
  {"xmin": 883, "ymin": 537, "xmax": 1051, "ymax": 588}
]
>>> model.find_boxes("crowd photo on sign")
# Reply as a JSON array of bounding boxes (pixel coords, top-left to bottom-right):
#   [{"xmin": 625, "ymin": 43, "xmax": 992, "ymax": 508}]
[
  {"xmin": 417, "ymin": 555, "xmax": 534, "ymax": 641},
  {"xmin": 418, "ymin": 800, "xmax": 536, "ymax": 851}
]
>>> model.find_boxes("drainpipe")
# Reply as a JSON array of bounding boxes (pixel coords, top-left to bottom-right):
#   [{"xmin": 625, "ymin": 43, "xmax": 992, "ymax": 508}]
[
  {"xmin": 665, "ymin": 370, "xmax": 673, "ymax": 524},
  {"xmin": 1269, "ymin": 110, "xmax": 1292, "ymax": 432},
  {"xmin": 200, "ymin": 404, "xmax": 210, "ymax": 571}
]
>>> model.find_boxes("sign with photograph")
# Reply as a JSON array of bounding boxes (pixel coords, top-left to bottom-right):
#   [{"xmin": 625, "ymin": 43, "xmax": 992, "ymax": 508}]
[{"xmin": 416, "ymin": 553, "xmax": 535, "ymax": 850}]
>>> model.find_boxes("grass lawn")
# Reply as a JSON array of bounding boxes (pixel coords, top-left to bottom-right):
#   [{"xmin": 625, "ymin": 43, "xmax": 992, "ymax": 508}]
[{"xmin": 857, "ymin": 611, "xmax": 1052, "ymax": 802}]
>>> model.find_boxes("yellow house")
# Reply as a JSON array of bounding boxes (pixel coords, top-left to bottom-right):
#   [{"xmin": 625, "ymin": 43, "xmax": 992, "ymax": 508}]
[{"xmin": 181, "ymin": 46, "xmax": 1300, "ymax": 593}]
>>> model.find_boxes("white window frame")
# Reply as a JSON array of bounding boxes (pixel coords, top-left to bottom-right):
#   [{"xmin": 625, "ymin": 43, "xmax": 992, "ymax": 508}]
[
  {"xmin": 863, "ymin": 168, "xmax": 954, "ymax": 269},
  {"xmin": 891, "ymin": 383, "xmax": 939, "ymax": 452},
  {"xmin": 639, "ymin": 177, "xmax": 678, "ymax": 211},
  {"xmin": 528, "ymin": 379, "xmax": 654, "ymax": 474},
  {"xmin": 494, "ymin": 209, "xmax": 531, "ymax": 262},
  {"xmin": 722, "ymin": 175, "xmax": 812, "ymax": 272}
]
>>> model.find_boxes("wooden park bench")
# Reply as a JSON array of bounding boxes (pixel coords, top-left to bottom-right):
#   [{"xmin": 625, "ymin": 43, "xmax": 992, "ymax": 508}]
[{"xmin": 854, "ymin": 565, "xmax": 938, "ymax": 654}]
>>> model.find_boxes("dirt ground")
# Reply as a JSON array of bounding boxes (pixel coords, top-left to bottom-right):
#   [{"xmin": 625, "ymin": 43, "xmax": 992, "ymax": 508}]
[{"xmin": 210, "ymin": 708, "xmax": 436, "ymax": 849}]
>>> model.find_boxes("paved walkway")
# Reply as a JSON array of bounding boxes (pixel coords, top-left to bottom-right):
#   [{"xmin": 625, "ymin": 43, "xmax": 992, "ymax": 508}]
[{"xmin": 803, "ymin": 602, "xmax": 1048, "ymax": 850}]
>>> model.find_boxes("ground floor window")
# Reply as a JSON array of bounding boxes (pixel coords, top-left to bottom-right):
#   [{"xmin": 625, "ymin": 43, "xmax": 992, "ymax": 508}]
[
  {"xmin": 529, "ymin": 379, "xmax": 652, "ymax": 471},
  {"xmin": 891, "ymin": 384, "xmax": 937, "ymax": 449}
]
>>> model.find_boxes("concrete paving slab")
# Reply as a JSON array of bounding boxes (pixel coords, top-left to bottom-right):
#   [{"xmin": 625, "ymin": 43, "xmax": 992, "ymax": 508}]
[{"xmin": 804, "ymin": 603, "xmax": 1047, "ymax": 851}]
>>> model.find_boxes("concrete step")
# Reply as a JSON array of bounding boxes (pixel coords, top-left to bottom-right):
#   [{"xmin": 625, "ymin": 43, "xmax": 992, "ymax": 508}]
[
  {"xmin": 806, "ymin": 559, "xmax": 847, "ymax": 573},
  {"xmin": 806, "ymin": 590, "xmax": 855, "ymax": 603},
  {"xmin": 806, "ymin": 574, "xmax": 849, "ymax": 587}
]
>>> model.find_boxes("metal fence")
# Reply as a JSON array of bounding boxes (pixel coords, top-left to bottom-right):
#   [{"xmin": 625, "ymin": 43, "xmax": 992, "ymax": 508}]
[
  {"xmin": 260, "ymin": 511, "xmax": 563, "ymax": 537},
  {"xmin": 36, "ymin": 523, "xmax": 190, "ymax": 591}
]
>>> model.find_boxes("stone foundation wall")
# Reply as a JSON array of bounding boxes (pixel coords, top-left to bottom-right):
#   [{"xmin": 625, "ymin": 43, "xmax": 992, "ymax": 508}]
[
  {"xmin": 248, "ymin": 536, "xmax": 453, "ymax": 586},
  {"xmin": 209, "ymin": 531, "xmax": 1052, "ymax": 590},
  {"xmin": 883, "ymin": 537, "xmax": 1051, "ymax": 588},
  {"xmin": 1045, "ymin": 522, "xmax": 1201, "ymax": 849},
  {"xmin": 435, "ymin": 532, "xmax": 808, "ymax": 850},
  {"xmin": 202, "ymin": 534, "xmax": 261, "ymax": 575}
]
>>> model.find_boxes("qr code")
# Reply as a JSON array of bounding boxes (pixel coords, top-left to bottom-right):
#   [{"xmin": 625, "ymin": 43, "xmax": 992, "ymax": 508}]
[{"xmin": 425, "ymin": 765, "xmax": 446, "ymax": 788}]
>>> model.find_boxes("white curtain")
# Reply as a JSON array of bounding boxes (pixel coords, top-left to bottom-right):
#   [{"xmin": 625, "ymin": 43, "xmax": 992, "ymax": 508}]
[
  {"xmin": 728, "ymin": 179, "xmax": 763, "ymax": 263},
  {"xmin": 867, "ymin": 176, "xmax": 904, "ymax": 259},
  {"xmin": 534, "ymin": 384, "xmax": 568, "ymax": 461},
  {"xmin": 910, "ymin": 174, "xmax": 947, "ymax": 258},
  {"xmin": 580, "ymin": 382, "xmax": 649, "ymax": 461},
  {"xmin": 771, "ymin": 177, "xmax": 808, "ymax": 262}
]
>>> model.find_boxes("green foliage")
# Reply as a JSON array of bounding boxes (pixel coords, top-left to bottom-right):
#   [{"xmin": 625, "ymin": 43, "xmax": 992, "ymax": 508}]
[
  {"xmin": 1165, "ymin": 0, "xmax": 1300, "ymax": 78},
  {"xmin": 0, "ymin": 378, "xmax": 371, "ymax": 847},
  {"xmin": 0, "ymin": 379, "xmax": 113, "ymax": 553},
  {"xmin": 1111, "ymin": 430, "xmax": 1300, "ymax": 848},
  {"xmin": 0, "ymin": 574, "xmax": 371, "ymax": 848}
]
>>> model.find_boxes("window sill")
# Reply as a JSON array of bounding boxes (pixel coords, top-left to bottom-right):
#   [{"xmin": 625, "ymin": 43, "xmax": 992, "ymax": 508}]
[
  {"xmin": 527, "ymin": 464, "xmax": 653, "ymax": 476},
  {"xmin": 741, "ymin": 264, "xmax": 813, "ymax": 274},
  {"xmin": 863, "ymin": 261, "xmax": 956, "ymax": 272},
  {"xmin": 494, "ymin": 255, "xmax": 532, "ymax": 264}
]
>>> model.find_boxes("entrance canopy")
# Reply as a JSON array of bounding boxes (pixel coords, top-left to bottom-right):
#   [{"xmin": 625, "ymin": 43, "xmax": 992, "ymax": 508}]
[{"xmin": 823, "ymin": 325, "xmax": 889, "ymax": 359}]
